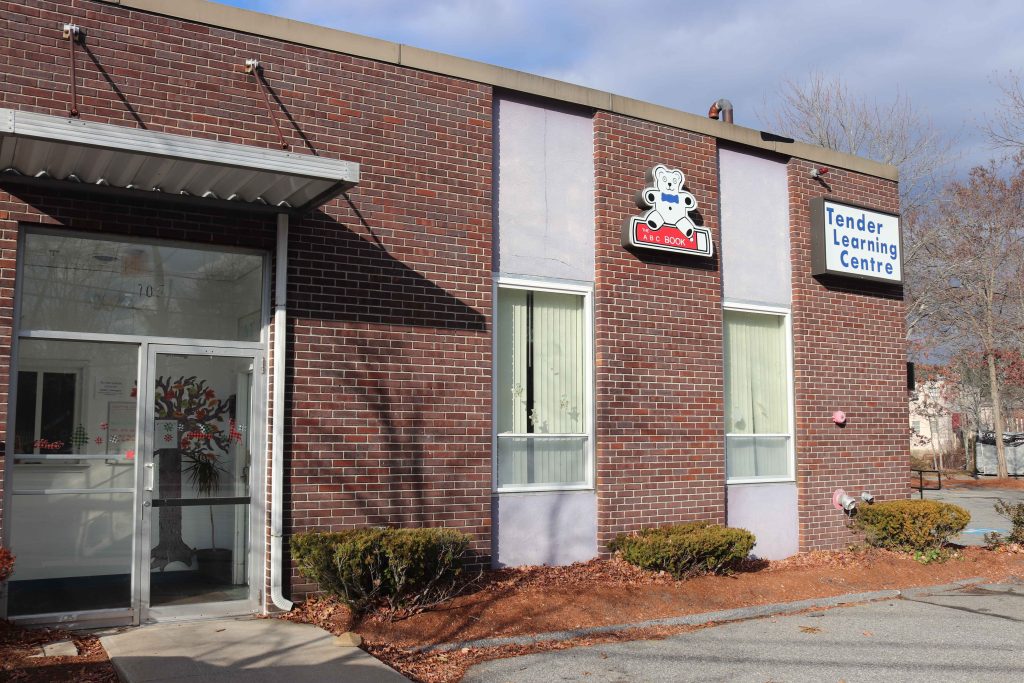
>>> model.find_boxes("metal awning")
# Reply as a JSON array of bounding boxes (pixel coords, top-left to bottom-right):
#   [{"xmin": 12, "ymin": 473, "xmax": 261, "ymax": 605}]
[{"xmin": 0, "ymin": 108, "xmax": 359, "ymax": 213}]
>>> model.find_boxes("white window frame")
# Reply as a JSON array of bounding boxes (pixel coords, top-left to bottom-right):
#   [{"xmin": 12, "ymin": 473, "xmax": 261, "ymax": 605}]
[
  {"xmin": 493, "ymin": 275, "xmax": 594, "ymax": 493},
  {"xmin": 13, "ymin": 361, "xmax": 85, "ymax": 463},
  {"xmin": 723, "ymin": 301, "xmax": 796, "ymax": 484}
]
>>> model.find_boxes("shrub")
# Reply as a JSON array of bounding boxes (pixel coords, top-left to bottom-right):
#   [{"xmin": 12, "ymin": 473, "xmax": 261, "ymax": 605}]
[
  {"xmin": 0, "ymin": 546, "xmax": 13, "ymax": 583},
  {"xmin": 987, "ymin": 498, "xmax": 1024, "ymax": 546},
  {"xmin": 610, "ymin": 522, "xmax": 756, "ymax": 579},
  {"xmin": 292, "ymin": 527, "xmax": 473, "ymax": 616},
  {"xmin": 852, "ymin": 500, "xmax": 969, "ymax": 551}
]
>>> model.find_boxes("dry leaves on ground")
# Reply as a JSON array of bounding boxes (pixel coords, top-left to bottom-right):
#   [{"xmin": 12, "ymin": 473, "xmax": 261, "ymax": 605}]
[
  {"xmin": 0, "ymin": 620, "xmax": 117, "ymax": 683},
  {"xmin": 285, "ymin": 547, "xmax": 1024, "ymax": 683}
]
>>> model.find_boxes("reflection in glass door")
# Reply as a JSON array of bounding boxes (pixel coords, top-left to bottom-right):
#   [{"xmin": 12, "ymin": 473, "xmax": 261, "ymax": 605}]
[
  {"xmin": 6, "ymin": 340, "xmax": 139, "ymax": 618},
  {"xmin": 143, "ymin": 349, "xmax": 258, "ymax": 614},
  {"xmin": 5, "ymin": 230, "xmax": 268, "ymax": 624}
]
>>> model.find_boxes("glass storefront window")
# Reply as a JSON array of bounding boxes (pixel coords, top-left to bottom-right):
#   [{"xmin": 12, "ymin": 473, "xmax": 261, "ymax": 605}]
[
  {"xmin": 19, "ymin": 232, "xmax": 264, "ymax": 341},
  {"xmin": 7, "ymin": 339, "xmax": 139, "ymax": 615}
]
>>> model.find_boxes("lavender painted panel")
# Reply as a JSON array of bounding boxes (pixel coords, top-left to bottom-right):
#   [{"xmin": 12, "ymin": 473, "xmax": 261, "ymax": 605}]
[
  {"xmin": 727, "ymin": 482, "xmax": 799, "ymax": 560},
  {"xmin": 495, "ymin": 97, "xmax": 594, "ymax": 281},
  {"xmin": 720, "ymin": 148, "xmax": 790, "ymax": 307},
  {"xmin": 493, "ymin": 491, "xmax": 597, "ymax": 567}
]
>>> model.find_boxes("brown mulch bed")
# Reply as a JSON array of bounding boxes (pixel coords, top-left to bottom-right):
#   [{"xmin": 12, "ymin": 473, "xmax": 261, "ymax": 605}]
[
  {"xmin": 0, "ymin": 620, "xmax": 118, "ymax": 683},
  {"xmin": 5, "ymin": 546, "xmax": 1022, "ymax": 682},
  {"xmin": 284, "ymin": 546, "xmax": 1024, "ymax": 683}
]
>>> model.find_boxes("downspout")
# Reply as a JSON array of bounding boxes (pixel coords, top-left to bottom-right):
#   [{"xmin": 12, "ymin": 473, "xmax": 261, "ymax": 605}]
[{"xmin": 270, "ymin": 211, "xmax": 293, "ymax": 611}]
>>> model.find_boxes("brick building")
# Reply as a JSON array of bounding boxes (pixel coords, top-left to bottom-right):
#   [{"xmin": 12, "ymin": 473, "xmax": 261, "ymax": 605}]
[{"xmin": 0, "ymin": 0, "xmax": 908, "ymax": 626}]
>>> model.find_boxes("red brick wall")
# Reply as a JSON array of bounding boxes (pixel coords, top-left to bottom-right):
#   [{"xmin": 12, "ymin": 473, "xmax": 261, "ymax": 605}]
[
  {"xmin": 0, "ymin": 0, "xmax": 494, "ymax": 597},
  {"xmin": 0, "ymin": 1, "xmax": 907, "ymax": 608},
  {"xmin": 788, "ymin": 159, "xmax": 908, "ymax": 550},
  {"xmin": 593, "ymin": 112, "xmax": 726, "ymax": 551}
]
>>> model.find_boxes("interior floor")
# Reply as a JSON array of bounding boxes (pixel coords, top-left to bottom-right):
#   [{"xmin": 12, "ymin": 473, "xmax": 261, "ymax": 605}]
[
  {"xmin": 150, "ymin": 570, "xmax": 249, "ymax": 606},
  {"xmin": 6, "ymin": 571, "xmax": 249, "ymax": 616},
  {"xmin": 7, "ymin": 574, "xmax": 131, "ymax": 616}
]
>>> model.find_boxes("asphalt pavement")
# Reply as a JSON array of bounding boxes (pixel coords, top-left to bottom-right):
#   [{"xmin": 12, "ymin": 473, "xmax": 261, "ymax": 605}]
[
  {"xmin": 465, "ymin": 485, "xmax": 1024, "ymax": 683},
  {"xmin": 464, "ymin": 582, "xmax": 1024, "ymax": 682}
]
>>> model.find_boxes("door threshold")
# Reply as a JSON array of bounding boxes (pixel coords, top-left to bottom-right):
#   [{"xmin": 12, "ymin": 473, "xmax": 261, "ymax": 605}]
[
  {"xmin": 144, "ymin": 599, "xmax": 260, "ymax": 624},
  {"xmin": 8, "ymin": 607, "xmax": 134, "ymax": 630}
]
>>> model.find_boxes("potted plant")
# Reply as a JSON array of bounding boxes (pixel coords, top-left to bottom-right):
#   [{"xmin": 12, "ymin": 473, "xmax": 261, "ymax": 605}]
[
  {"xmin": 153, "ymin": 375, "xmax": 235, "ymax": 583},
  {"xmin": 184, "ymin": 442, "xmax": 232, "ymax": 584}
]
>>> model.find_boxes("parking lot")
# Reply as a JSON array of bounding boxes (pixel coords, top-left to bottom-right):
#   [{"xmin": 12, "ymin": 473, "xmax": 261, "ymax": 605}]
[{"xmin": 924, "ymin": 482, "xmax": 1024, "ymax": 546}]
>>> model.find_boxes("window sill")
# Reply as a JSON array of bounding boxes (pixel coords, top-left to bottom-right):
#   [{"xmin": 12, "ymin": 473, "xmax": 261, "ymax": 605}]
[
  {"xmin": 495, "ymin": 484, "xmax": 594, "ymax": 494},
  {"xmin": 726, "ymin": 477, "xmax": 796, "ymax": 486}
]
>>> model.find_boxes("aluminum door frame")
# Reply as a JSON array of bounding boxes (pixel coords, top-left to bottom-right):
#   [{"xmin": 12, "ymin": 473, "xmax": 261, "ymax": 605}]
[{"xmin": 136, "ymin": 342, "xmax": 266, "ymax": 624}]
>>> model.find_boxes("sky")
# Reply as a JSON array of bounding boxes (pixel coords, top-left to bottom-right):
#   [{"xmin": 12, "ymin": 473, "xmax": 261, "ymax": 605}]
[{"xmin": 228, "ymin": 0, "xmax": 1024, "ymax": 175}]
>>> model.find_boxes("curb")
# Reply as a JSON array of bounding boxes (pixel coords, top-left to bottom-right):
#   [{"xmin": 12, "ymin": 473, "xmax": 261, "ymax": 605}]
[{"xmin": 418, "ymin": 576, "xmax": 990, "ymax": 653}]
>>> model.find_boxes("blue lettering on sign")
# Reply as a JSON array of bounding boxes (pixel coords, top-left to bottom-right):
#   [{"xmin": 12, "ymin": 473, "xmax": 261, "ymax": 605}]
[
  {"xmin": 837, "ymin": 248, "xmax": 895, "ymax": 275},
  {"xmin": 828, "ymin": 201, "xmax": 900, "ymax": 278}
]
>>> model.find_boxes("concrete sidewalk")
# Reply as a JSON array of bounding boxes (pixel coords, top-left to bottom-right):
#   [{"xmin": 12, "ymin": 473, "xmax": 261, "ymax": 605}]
[{"xmin": 100, "ymin": 617, "xmax": 409, "ymax": 683}]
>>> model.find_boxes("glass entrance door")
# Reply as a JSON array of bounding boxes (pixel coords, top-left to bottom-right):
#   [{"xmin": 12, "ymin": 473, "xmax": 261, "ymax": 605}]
[
  {"xmin": 140, "ymin": 346, "xmax": 260, "ymax": 620},
  {"xmin": 5, "ymin": 230, "xmax": 268, "ymax": 625}
]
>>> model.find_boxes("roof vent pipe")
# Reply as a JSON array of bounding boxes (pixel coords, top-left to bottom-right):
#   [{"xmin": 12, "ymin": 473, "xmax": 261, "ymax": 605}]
[{"xmin": 708, "ymin": 99, "xmax": 734, "ymax": 124}]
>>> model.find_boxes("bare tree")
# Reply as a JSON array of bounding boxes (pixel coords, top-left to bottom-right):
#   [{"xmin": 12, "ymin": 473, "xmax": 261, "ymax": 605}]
[
  {"xmin": 924, "ymin": 156, "xmax": 1024, "ymax": 478},
  {"xmin": 762, "ymin": 73, "xmax": 955, "ymax": 335},
  {"xmin": 909, "ymin": 375, "xmax": 951, "ymax": 470},
  {"xmin": 985, "ymin": 71, "xmax": 1024, "ymax": 152}
]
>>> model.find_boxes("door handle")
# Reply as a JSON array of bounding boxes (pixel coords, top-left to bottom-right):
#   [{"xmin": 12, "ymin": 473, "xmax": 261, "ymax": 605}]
[{"xmin": 144, "ymin": 463, "xmax": 154, "ymax": 492}]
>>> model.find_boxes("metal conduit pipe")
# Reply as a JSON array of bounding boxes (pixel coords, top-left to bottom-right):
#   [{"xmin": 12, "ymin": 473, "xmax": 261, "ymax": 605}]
[
  {"xmin": 270, "ymin": 211, "xmax": 293, "ymax": 612},
  {"xmin": 708, "ymin": 98, "xmax": 734, "ymax": 124}
]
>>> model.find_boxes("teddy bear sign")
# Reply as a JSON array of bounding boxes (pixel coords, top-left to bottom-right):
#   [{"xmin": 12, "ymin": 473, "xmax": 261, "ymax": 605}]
[{"xmin": 622, "ymin": 164, "xmax": 713, "ymax": 257}]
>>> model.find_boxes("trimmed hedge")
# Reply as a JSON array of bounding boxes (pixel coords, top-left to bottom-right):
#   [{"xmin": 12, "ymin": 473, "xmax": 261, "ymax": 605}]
[
  {"xmin": 609, "ymin": 522, "xmax": 756, "ymax": 579},
  {"xmin": 852, "ymin": 500, "xmax": 969, "ymax": 551},
  {"xmin": 291, "ymin": 527, "xmax": 471, "ymax": 614}
]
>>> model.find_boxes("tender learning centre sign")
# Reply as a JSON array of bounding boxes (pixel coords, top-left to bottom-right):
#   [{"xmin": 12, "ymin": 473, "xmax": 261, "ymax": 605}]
[{"xmin": 811, "ymin": 198, "xmax": 902, "ymax": 284}]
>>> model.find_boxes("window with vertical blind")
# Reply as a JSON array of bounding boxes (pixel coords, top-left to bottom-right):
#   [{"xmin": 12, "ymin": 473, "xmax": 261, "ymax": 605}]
[
  {"xmin": 724, "ymin": 306, "xmax": 794, "ymax": 482},
  {"xmin": 495, "ymin": 281, "xmax": 592, "ymax": 490}
]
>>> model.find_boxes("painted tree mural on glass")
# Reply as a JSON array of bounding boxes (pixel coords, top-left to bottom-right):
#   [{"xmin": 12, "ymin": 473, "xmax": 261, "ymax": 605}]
[{"xmin": 150, "ymin": 375, "xmax": 235, "ymax": 571}]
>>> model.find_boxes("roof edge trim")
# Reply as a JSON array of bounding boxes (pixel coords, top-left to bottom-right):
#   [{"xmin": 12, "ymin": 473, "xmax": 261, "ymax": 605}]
[{"xmin": 95, "ymin": 0, "xmax": 896, "ymax": 181}]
